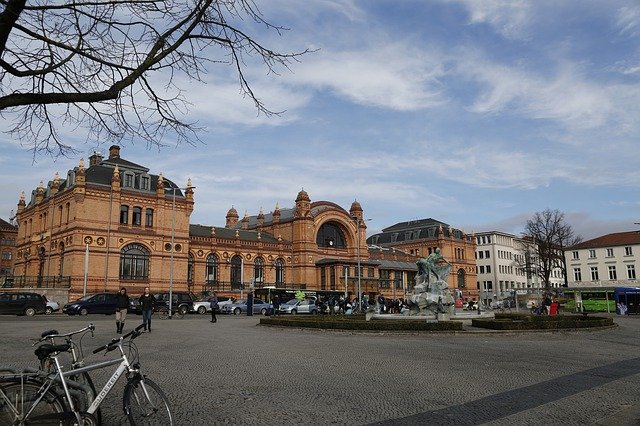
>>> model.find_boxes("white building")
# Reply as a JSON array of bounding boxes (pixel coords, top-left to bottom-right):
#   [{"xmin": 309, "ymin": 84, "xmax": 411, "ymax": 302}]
[
  {"xmin": 475, "ymin": 231, "xmax": 564, "ymax": 305},
  {"xmin": 565, "ymin": 231, "xmax": 640, "ymax": 288},
  {"xmin": 475, "ymin": 231, "xmax": 529, "ymax": 304}
]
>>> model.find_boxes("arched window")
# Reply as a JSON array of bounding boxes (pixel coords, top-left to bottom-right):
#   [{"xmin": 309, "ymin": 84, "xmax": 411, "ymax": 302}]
[
  {"xmin": 231, "ymin": 255, "xmax": 243, "ymax": 290},
  {"xmin": 145, "ymin": 208, "xmax": 154, "ymax": 227},
  {"xmin": 254, "ymin": 257, "xmax": 264, "ymax": 284},
  {"xmin": 119, "ymin": 243, "xmax": 149, "ymax": 280},
  {"xmin": 58, "ymin": 243, "xmax": 65, "ymax": 277},
  {"xmin": 188, "ymin": 253, "xmax": 194, "ymax": 287},
  {"xmin": 457, "ymin": 268, "xmax": 466, "ymax": 288},
  {"xmin": 205, "ymin": 254, "xmax": 218, "ymax": 285},
  {"xmin": 132, "ymin": 206, "xmax": 142, "ymax": 226},
  {"xmin": 275, "ymin": 258, "xmax": 285, "ymax": 285},
  {"xmin": 316, "ymin": 222, "xmax": 346, "ymax": 248},
  {"xmin": 120, "ymin": 205, "xmax": 129, "ymax": 224}
]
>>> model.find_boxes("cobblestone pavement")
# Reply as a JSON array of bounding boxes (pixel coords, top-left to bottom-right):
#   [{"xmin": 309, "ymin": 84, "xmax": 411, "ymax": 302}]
[{"xmin": 0, "ymin": 313, "xmax": 639, "ymax": 425}]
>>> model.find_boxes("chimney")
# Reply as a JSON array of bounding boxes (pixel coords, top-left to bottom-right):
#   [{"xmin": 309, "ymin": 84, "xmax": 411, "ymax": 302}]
[
  {"xmin": 109, "ymin": 145, "xmax": 121, "ymax": 159},
  {"xmin": 89, "ymin": 151, "xmax": 103, "ymax": 166}
]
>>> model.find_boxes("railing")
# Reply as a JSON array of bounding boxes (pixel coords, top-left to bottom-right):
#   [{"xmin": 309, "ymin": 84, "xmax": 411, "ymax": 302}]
[
  {"xmin": 1, "ymin": 275, "xmax": 71, "ymax": 289},
  {"xmin": 200, "ymin": 281, "xmax": 308, "ymax": 293}
]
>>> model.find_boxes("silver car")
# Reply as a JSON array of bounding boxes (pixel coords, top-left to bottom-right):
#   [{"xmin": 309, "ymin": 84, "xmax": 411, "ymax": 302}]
[
  {"xmin": 220, "ymin": 298, "xmax": 272, "ymax": 315},
  {"xmin": 278, "ymin": 298, "xmax": 319, "ymax": 315},
  {"xmin": 192, "ymin": 296, "xmax": 235, "ymax": 314}
]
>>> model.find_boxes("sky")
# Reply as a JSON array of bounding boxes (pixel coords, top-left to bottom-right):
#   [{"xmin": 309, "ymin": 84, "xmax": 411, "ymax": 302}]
[{"xmin": 1, "ymin": 0, "xmax": 640, "ymax": 241}]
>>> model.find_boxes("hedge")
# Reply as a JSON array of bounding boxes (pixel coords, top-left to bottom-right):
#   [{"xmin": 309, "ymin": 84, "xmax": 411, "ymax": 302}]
[
  {"xmin": 471, "ymin": 314, "xmax": 614, "ymax": 330},
  {"xmin": 260, "ymin": 316, "xmax": 463, "ymax": 331}
]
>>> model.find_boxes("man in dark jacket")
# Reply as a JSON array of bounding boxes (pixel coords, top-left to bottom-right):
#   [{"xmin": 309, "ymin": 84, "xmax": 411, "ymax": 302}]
[
  {"xmin": 139, "ymin": 287, "xmax": 156, "ymax": 333},
  {"xmin": 116, "ymin": 287, "xmax": 130, "ymax": 334},
  {"xmin": 210, "ymin": 292, "xmax": 219, "ymax": 323}
]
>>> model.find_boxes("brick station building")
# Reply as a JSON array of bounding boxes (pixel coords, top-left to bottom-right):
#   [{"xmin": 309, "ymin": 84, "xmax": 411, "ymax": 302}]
[{"xmin": 12, "ymin": 146, "xmax": 426, "ymax": 302}]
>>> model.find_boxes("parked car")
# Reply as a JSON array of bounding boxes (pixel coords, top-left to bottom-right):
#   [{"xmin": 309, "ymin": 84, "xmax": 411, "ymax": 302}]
[
  {"xmin": 154, "ymin": 292, "xmax": 196, "ymax": 315},
  {"xmin": 63, "ymin": 293, "xmax": 118, "ymax": 315},
  {"xmin": 220, "ymin": 298, "xmax": 272, "ymax": 315},
  {"xmin": 192, "ymin": 296, "xmax": 235, "ymax": 314},
  {"xmin": 278, "ymin": 298, "xmax": 319, "ymax": 315},
  {"xmin": 0, "ymin": 292, "xmax": 47, "ymax": 316},
  {"xmin": 44, "ymin": 296, "xmax": 59, "ymax": 314}
]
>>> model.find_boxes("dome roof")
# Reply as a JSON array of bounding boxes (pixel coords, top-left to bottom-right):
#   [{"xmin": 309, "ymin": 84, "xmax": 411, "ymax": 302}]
[
  {"xmin": 350, "ymin": 200, "xmax": 363, "ymax": 212},
  {"xmin": 296, "ymin": 188, "xmax": 310, "ymax": 202},
  {"xmin": 226, "ymin": 206, "xmax": 239, "ymax": 218}
]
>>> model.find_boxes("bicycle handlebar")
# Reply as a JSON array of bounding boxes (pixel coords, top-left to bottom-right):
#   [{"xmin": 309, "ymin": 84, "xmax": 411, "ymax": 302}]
[
  {"xmin": 34, "ymin": 323, "xmax": 95, "ymax": 345},
  {"xmin": 92, "ymin": 323, "xmax": 145, "ymax": 354}
]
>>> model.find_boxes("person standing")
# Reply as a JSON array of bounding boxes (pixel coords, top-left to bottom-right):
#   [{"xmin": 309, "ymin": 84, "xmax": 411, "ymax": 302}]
[
  {"xmin": 210, "ymin": 292, "xmax": 219, "ymax": 323},
  {"xmin": 116, "ymin": 287, "xmax": 130, "ymax": 334},
  {"xmin": 272, "ymin": 296, "xmax": 280, "ymax": 316},
  {"xmin": 139, "ymin": 287, "xmax": 156, "ymax": 333}
]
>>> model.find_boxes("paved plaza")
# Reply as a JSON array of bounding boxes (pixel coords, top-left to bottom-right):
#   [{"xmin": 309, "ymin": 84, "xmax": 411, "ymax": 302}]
[{"xmin": 0, "ymin": 313, "xmax": 639, "ymax": 425}]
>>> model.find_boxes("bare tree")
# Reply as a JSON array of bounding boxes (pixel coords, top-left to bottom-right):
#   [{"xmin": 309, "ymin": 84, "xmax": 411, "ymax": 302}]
[
  {"xmin": 0, "ymin": 0, "xmax": 308, "ymax": 157},
  {"xmin": 520, "ymin": 209, "xmax": 582, "ymax": 289}
]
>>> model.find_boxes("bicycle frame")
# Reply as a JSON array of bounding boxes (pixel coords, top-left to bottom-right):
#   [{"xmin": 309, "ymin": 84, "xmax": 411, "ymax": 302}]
[{"xmin": 52, "ymin": 342, "xmax": 135, "ymax": 418}]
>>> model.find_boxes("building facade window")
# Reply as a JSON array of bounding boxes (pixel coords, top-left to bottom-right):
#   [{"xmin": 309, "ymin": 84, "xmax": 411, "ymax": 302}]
[
  {"xmin": 132, "ymin": 207, "xmax": 142, "ymax": 226},
  {"xmin": 119, "ymin": 243, "xmax": 149, "ymax": 280},
  {"xmin": 141, "ymin": 176, "xmax": 150, "ymax": 190},
  {"xmin": 625, "ymin": 246, "xmax": 633, "ymax": 256},
  {"xmin": 574, "ymin": 268, "xmax": 582, "ymax": 282},
  {"xmin": 572, "ymin": 251, "xmax": 579, "ymax": 260},
  {"xmin": 275, "ymin": 258, "xmax": 285, "ymax": 285},
  {"xmin": 145, "ymin": 209, "xmax": 154, "ymax": 227},
  {"xmin": 608, "ymin": 266, "xmax": 617, "ymax": 280},
  {"xmin": 316, "ymin": 222, "xmax": 346, "ymax": 248},
  {"xmin": 230, "ymin": 255, "xmax": 243, "ymax": 290},
  {"xmin": 119, "ymin": 205, "xmax": 129, "ymax": 224},
  {"xmin": 187, "ymin": 253, "xmax": 194, "ymax": 287},
  {"xmin": 627, "ymin": 264, "xmax": 636, "ymax": 280},
  {"xmin": 606, "ymin": 248, "xmax": 614, "ymax": 257},
  {"xmin": 590, "ymin": 267, "xmax": 599, "ymax": 281},
  {"xmin": 589, "ymin": 249, "xmax": 596, "ymax": 258},
  {"xmin": 254, "ymin": 257, "xmax": 264, "ymax": 284},
  {"xmin": 205, "ymin": 254, "xmax": 218, "ymax": 285},
  {"xmin": 457, "ymin": 269, "xmax": 466, "ymax": 288}
]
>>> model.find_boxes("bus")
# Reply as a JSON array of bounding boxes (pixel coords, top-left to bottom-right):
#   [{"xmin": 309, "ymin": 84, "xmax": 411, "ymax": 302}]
[
  {"xmin": 614, "ymin": 287, "xmax": 640, "ymax": 315},
  {"xmin": 561, "ymin": 288, "xmax": 615, "ymax": 313}
]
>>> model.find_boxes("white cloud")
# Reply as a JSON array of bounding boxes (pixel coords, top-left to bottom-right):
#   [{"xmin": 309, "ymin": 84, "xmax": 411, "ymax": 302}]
[
  {"xmin": 616, "ymin": 5, "xmax": 640, "ymax": 37},
  {"xmin": 290, "ymin": 45, "xmax": 446, "ymax": 111},
  {"xmin": 456, "ymin": 55, "xmax": 619, "ymax": 130},
  {"xmin": 452, "ymin": 0, "xmax": 533, "ymax": 39}
]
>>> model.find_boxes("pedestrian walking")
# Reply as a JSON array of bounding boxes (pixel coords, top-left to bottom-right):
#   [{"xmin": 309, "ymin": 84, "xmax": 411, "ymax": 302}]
[
  {"xmin": 210, "ymin": 292, "xmax": 219, "ymax": 323},
  {"xmin": 116, "ymin": 287, "xmax": 130, "ymax": 334},
  {"xmin": 139, "ymin": 287, "xmax": 156, "ymax": 333}
]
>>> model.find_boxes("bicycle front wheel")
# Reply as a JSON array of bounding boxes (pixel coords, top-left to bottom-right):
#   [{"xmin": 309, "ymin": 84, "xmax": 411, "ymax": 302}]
[
  {"xmin": 0, "ymin": 380, "xmax": 66, "ymax": 424},
  {"xmin": 124, "ymin": 377, "xmax": 173, "ymax": 425}
]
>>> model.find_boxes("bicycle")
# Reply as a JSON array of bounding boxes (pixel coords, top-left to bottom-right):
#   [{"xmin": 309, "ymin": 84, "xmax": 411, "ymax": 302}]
[
  {"xmin": 36, "ymin": 323, "xmax": 103, "ymax": 422},
  {"xmin": 0, "ymin": 323, "xmax": 173, "ymax": 425},
  {"xmin": 156, "ymin": 304, "xmax": 188, "ymax": 320}
]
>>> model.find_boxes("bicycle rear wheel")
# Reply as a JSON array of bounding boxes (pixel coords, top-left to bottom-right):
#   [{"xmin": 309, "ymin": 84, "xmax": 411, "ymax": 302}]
[
  {"xmin": 124, "ymin": 377, "xmax": 173, "ymax": 425},
  {"xmin": 157, "ymin": 307, "xmax": 169, "ymax": 320},
  {"xmin": 0, "ymin": 380, "xmax": 66, "ymax": 424}
]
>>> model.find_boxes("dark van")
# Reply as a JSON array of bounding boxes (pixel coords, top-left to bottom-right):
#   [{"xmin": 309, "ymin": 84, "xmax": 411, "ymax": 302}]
[
  {"xmin": 63, "ymin": 293, "xmax": 118, "ymax": 315},
  {"xmin": 0, "ymin": 292, "xmax": 47, "ymax": 316}
]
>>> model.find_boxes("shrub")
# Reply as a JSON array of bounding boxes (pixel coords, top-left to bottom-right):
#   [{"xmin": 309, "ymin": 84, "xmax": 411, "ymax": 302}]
[
  {"xmin": 472, "ymin": 314, "xmax": 614, "ymax": 330},
  {"xmin": 260, "ymin": 316, "xmax": 463, "ymax": 331}
]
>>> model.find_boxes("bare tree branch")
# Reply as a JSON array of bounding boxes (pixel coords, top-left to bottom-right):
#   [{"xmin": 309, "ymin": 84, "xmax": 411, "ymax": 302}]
[
  {"xmin": 518, "ymin": 209, "xmax": 582, "ymax": 289},
  {"xmin": 0, "ymin": 0, "xmax": 309, "ymax": 157}
]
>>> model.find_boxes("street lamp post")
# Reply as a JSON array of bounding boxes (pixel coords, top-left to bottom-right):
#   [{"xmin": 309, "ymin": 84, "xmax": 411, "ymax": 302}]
[
  {"xmin": 352, "ymin": 217, "xmax": 371, "ymax": 312},
  {"xmin": 167, "ymin": 185, "xmax": 194, "ymax": 318}
]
